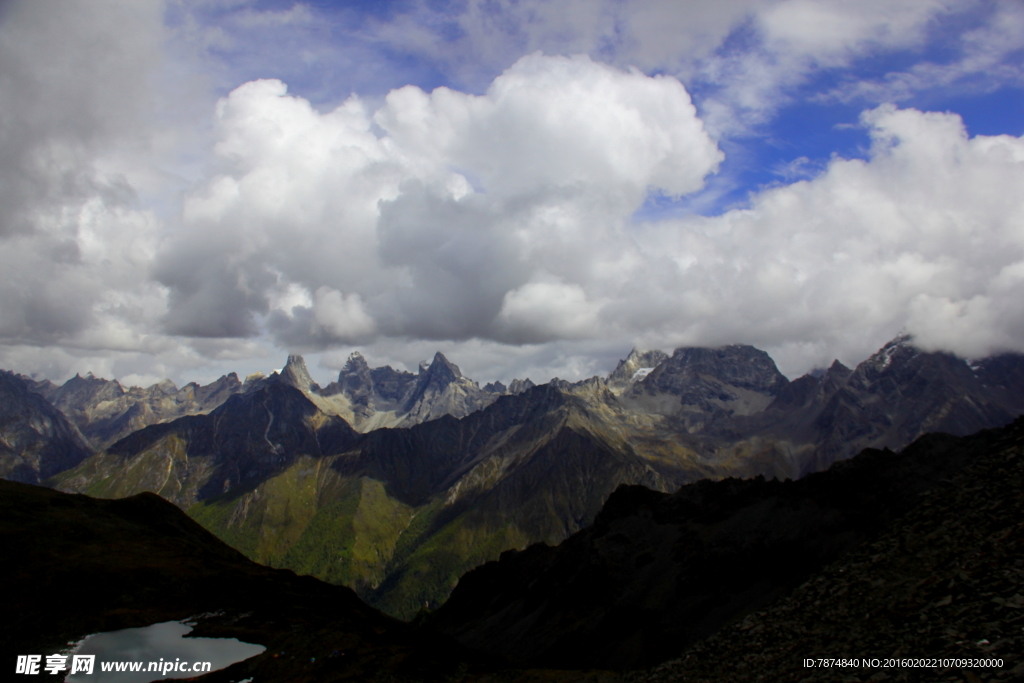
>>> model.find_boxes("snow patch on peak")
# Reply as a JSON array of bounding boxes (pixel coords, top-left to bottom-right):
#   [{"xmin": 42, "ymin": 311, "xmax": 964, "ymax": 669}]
[
  {"xmin": 632, "ymin": 367, "xmax": 654, "ymax": 381},
  {"xmin": 872, "ymin": 334, "xmax": 917, "ymax": 369}
]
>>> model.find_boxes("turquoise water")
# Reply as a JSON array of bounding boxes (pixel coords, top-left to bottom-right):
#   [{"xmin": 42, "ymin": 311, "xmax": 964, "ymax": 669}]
[{"xmin": 64, "ymin": 620, "xmax": 264, "ymax": 683}]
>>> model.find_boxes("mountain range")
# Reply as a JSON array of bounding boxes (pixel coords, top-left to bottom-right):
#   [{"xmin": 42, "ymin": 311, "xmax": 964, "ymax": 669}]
[
  {"xmin": 4, "ymin": 335, "xmax": 1024, "ymax": 619},
  {"xmin": 5, "ymin": 402, "xmax": 1021, "ymax": 681},
  {"xmin": 21, "ymin": 369, "xmax": 245, "ymax": 450}
]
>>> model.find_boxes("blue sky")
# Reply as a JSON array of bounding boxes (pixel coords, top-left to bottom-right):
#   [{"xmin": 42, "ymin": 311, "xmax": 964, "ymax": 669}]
[{"xmin": 1, "ymin": 0, "xmax": 1023, "ymax": 387}]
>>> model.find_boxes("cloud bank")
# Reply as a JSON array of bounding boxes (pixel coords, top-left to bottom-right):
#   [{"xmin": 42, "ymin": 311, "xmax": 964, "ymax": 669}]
[
  {"xmin": 160, "ymin": 63, "xmax": 1024, "ymax": 375},
  {"xmin": 1, "ymin": 0, "xmax": 1023, "ymax": 386}
]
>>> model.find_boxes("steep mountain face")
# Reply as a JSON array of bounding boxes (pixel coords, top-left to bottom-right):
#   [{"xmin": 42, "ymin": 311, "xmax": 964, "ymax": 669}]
[
  {"xmin": 508, "ymin": 378, "xmax": 536, "ymax": 394},
  {"xmin": 0, "ymin": 371, "xmax": 93, "ymax": 484},
  {"xmin": 0, "ymin": 479, "xmax": 492, "ymax": 683},
  {"xmin": 396, "ymin": 352, "xmax": 496, "ymax": 426},
  {"xmin": 187, "ymin": 383, "xmax": 700, "ymax": 619},
  {"xmin": 426, "ymin": 416, "xmax": 1024, "ymax": 671},
  {"xmin": 748, "ymin": 336, "xmax": 1024, "ymax": 475},
  {"xmin": 320, "ymin": 351, "xmax": 387, "ymax": 423},
  {"xmin": 53, "ymin": 378, "xmax": 359, "ymax": 507},
  {"xmin": 280, "ymin": 353, "xmax": 320, "ymax": 393},
  {"xmin": 620, "ymin": 345, "xmax": 789, "ymax": 431},
  {"xmin": 27, "ymin": 370, "xmax": 243, "ymax": 450},
  {"xmin": 607, "ymin": 348, "xmax": 669, "ymax": 392}
]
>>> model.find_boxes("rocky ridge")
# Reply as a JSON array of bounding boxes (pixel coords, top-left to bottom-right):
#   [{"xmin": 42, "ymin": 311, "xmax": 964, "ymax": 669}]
[
  {"xmin": 607, "ymin": 349, "xmax": 670, "ymax": 393},
  {"xmin": 22, "ymin": 370, "xmax": 243, "ymax": 450},
  {"xmin": 0, "ymin": 371, "xmax": 93, "ymax": 484},
  {"xmin": 52, "ymin": 378, "xmax": 360, "ymax": 507},
  {"xmin": 426, "ymin": 417, "xmax": 1024, "ymax": 671},
  {"xmin": 623, "ymin": 417, "xmax": 1024, "ymax": 683},
  {"xmin": 608, "ymin": 336, "xmax": 1024, "ymax": 478},
  {"xmin": 283, "ymin": 352, "xmax": 535, "ymax": 432}
]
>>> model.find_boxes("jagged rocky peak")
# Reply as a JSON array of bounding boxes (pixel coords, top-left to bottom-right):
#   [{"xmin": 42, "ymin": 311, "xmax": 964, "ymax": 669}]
[
  {"xmin": 508, "ymin": 378, "xmax": 536, "ymax": 395},
  {"xmin": 281, "ymin": 354, "xmax": 319, "ymax": 393},
  {"xmin": 402, "ymin": 352, "xmax": 465, "ymax": 411},
  {"xmin": 192, "ymin": 373, "xmax": 242, "ymax": 404},
  {"xmin": 642, "ymin": 344, "xmax": 788, "ymax": 397},
  {"xmin": 214, "ymin": 372, "xmax": 241, "ymax": 387},
  {"xmin": 483, "ymin": 380, "xmax": 507, "ymax": 394},
  {"xmin": 54, "ymin": 372, "xmax": 125, "ymax": 408},
  {"xmin": 422, "ymin": 352, "xmax": 463, "ymax": 384},
  {"xmin": 866, "ymin": 333, "xmax": 918, "ymax": 371},
  {"xmin": 338, "ymin": 352, "xmax": 373, "ymax": 395},
  {"xmin": 395, "ymin": 351, "xmax": 499, "ymax": 424},
  {"xmin": 822, "ymin": 358, "xmax": 852, "ymax": 384},
  {"xmin": 341, "ymin": 351, "xmax": 371, "ymax": 375},
  {"xmin": 149, "ymin": 378, "xmax": 178, "ymax": 395},
  {"xmin": 242, "ymin": 371, "xmax": 265, "ymax": 391},
  {"xmin": 843, "ymin": 334, "xmax": 934, "ymax": 393},
  {"xmin": 608, "ymin": 348, "xmax": 669, "ymax": 391},
  {"xmin": 481, "ymin": 378, "xmax": 536, "ymax": 395},
  {"xmin": 826, "ymin": 358, "xmax": 851, "ymax": 375}
]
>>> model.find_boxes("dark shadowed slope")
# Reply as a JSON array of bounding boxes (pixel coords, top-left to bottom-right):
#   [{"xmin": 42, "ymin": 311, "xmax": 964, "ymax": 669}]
[
  {"xmin": 624, "ymin": 420, "xmax": 1024, "ymax": 683},
  {"xmin": 427, "ymin": 417, "xmax": 1024, "ymax": 673},
  {"xmin": 53, "ymin": 378, "xmax": 360, "ymax": 506},
  {"xmin": 0, "ymin": 479, "xmax": 493, "ymax": 682}
]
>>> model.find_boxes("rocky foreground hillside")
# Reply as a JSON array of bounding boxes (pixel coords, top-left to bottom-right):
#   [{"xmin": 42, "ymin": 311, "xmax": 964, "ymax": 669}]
[
  {"xmin": 425, "ymin": 417, "xmax": 1024, "ymax": 674},
  {"xmin": 623, "ymin": 418, "xmax": 1024, "ymax": 683},
  {"xmin": 0, "ymin": 478, "xmax": 492, "ymax": 683}
]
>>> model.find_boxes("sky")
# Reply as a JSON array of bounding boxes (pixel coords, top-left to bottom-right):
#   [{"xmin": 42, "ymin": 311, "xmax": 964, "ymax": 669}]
[{"xmin": 1, "ymin": 0, "xmax": 1023, "ymax": 389}]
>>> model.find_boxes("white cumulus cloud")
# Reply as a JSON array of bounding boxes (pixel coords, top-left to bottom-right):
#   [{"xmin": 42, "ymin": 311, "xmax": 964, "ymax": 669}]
[
  {"xmin": 623, "ymin": 104, "xmax": 1024, "ymax": 372},
  {"xmin": 158, "ymin": 53, "xmax": 722, "ymax": 350}
]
